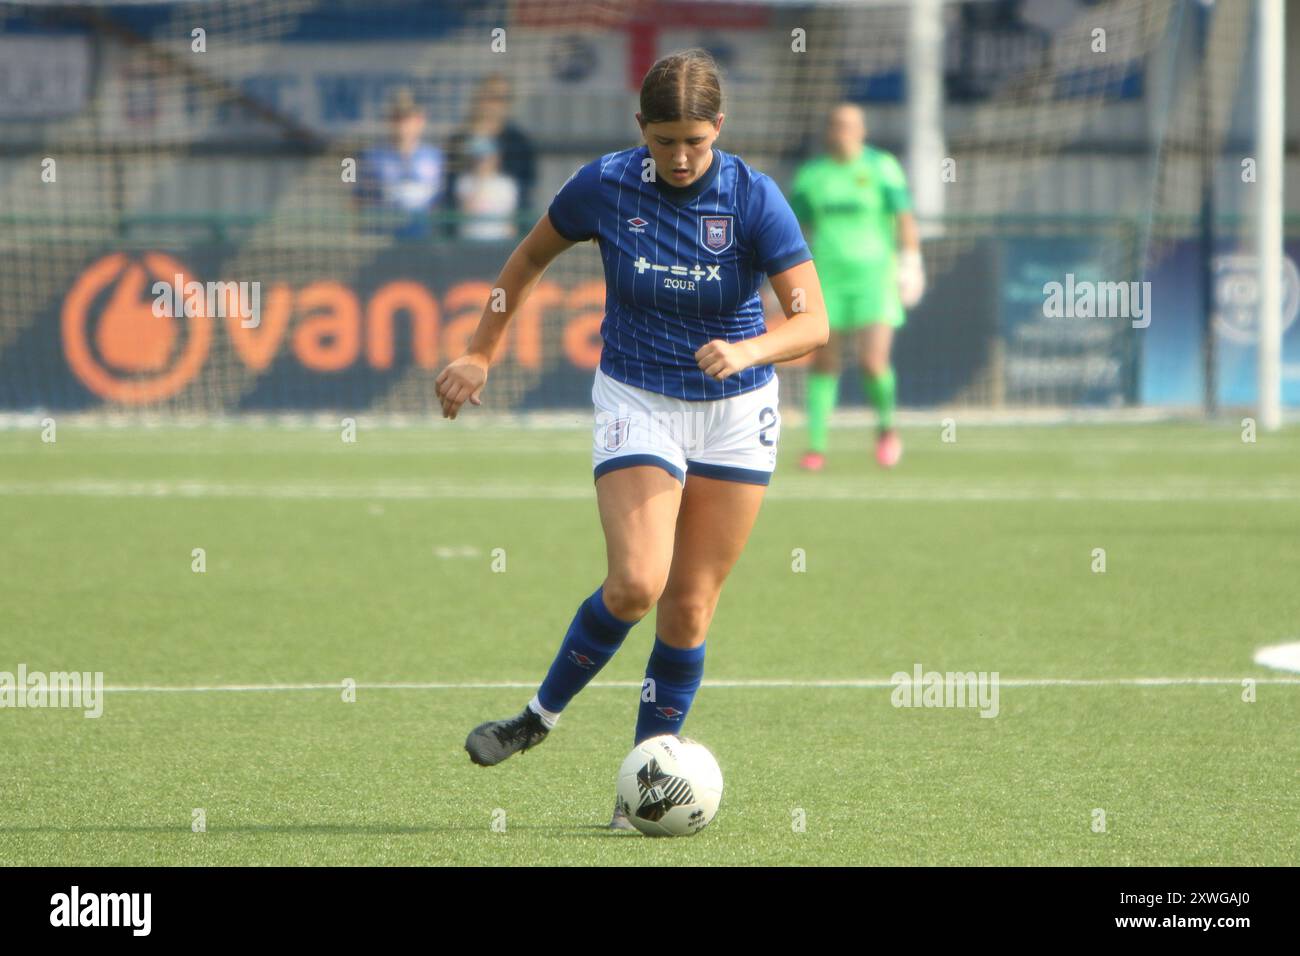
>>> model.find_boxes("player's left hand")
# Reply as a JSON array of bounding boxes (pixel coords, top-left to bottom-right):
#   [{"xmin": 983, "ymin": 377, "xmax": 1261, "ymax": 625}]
[
  {"xmin": 696, "ymin": 339, "xmax": 758, "ymax": 381},
  {"xmin": 898, "ymin": 249, "xmax": 926, "ymax": 308}
]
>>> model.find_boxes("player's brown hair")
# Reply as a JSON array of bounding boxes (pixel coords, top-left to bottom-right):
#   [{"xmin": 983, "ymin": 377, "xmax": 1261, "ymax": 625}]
[{"xmin": 639, "ymin": 48, "xmax": 723, "ymax": 126}]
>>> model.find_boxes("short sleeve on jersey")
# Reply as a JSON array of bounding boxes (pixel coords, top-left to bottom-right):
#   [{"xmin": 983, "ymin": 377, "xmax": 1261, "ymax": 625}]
[
  {"xmin": 749, "ymin": 173, "xmax": 812, "ymax": 277},
  {"xmin": 878, "ymin": 152, "xmax": 913, "ymax": 214},
  {"xmin": 547, "ymin": 159, "xmax": 601, "ymax": 242}
]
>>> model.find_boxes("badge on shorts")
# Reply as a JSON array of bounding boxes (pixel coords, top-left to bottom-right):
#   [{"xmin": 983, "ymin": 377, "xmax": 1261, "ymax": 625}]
[
  {"xmin": 699, "ymin": 215, "xmax": 733, "ymax": 254},
  {"xmin": 604, "ymin": 416, "xmax": 631, "ymax": 452}
]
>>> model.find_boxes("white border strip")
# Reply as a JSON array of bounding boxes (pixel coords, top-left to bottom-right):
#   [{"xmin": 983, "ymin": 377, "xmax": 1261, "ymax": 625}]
[
  {"xmin": 2, "ymin": 479, "xmax": 1298, "ymax": 502},
  {"xmin": 0, "ymin": 407, "xmax": 1230, "ymax": 430},
  {"xmin": 93, "ymin": 677, "xmax": 1300, "ymax": 693}
]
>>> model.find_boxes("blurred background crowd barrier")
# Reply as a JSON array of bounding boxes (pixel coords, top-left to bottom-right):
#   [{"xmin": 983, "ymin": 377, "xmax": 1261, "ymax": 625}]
[{"xmin": 0, "ymin": 0, "xmax": 1293, "ymax": 415}]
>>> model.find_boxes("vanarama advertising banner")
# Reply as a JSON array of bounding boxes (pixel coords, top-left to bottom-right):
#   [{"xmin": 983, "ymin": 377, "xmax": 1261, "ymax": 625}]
[
  {"xmin": 7, "ymin": 242, "xmax": 607, "ymax": 411},
  {"xmin": 2, "ymin": 241, "xmax": 819, "ymax": 413},
  {"xmin": 1, "ymin": 237, "xmax": 1011, "ymax": 413}
]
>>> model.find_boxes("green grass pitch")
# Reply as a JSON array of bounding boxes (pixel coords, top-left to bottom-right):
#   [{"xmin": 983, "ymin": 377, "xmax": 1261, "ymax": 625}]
[{"xmin": 1, "ymin": 420, "xmax": 1297, "ymax": 865}]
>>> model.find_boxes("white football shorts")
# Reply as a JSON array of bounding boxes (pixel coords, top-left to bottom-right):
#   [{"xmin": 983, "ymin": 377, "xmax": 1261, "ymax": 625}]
[{"xmin": 591, "ymin": 367, "xmax": 781, "ymax": 486}]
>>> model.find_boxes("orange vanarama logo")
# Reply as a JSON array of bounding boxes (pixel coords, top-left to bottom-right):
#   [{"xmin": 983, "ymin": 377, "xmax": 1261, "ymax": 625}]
[{"xmin": 62, "ymin": 252, "xmax": 212, "ymax": 404}]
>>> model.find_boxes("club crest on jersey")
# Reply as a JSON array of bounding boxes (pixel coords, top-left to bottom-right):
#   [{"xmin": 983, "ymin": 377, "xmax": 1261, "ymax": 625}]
[
  {"xmin": 699, "ymin": 215, "xmax": 733, "ymax": 254},
  {"xmin": 604, "ymin": 416, "xmax": 631, "ymax": 452}
]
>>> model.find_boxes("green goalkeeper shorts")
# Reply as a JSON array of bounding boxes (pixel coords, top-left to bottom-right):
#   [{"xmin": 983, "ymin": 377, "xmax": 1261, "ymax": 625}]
[{"xmin": 821, "ymin": 267, "xmax": 905, "ymax": 331}]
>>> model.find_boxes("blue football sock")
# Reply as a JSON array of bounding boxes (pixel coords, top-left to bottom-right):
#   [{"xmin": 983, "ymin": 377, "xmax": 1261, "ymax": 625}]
[
  {"xmin": 534, "ymin": 585, "xmax": 637, "ymax": 719},
  {"xmin": 635, "ymin": 637, "xmax": 706, "ymax": 744}
]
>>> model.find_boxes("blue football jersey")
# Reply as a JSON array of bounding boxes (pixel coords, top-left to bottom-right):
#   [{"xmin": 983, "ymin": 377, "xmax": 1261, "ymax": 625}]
[{"xmin": 547, "ymin": 144, "xmax": 811, "ymax": 401}]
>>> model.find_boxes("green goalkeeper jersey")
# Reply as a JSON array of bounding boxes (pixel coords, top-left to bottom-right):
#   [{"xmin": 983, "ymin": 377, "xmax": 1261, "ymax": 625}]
[{"xmin": 788, "ymin": 144, "xmax": 912, "ymax": 286}]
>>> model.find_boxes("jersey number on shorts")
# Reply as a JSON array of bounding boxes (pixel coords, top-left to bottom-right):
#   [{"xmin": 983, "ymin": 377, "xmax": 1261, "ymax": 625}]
[{"xmin": 758, "ymin": 407, "xmax": 778, "ymax": 446}]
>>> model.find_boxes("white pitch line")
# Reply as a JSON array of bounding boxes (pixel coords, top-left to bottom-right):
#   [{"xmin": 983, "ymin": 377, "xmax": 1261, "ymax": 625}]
[
  {"xmin": 2, "ymin": 479, "xmax": 1299, "ymax": 502},
  {"xmin": 93, "ymin": 677, "xmax": 1300, "ymax": 693},
  {"xmin": 0, "ymin": 440, "xmax": 1291, "ymax": 457}
]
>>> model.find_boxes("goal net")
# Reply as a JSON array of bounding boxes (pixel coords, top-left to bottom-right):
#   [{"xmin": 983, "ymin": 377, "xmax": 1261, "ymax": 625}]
[{"xmin": 0, "ymin": 0, "xmax": 1273, "ymax": 417}]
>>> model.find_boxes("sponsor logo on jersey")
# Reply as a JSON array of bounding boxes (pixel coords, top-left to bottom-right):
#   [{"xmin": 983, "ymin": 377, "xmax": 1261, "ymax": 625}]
[
  {"xmin": 699, "ymin": 215, "xmax": 734, "ymax": 254},
  {"xmin": 626, "ymin": 216, "xmax": 648, "ymax": 234},
  {"xmin": 632, "ymin": 256, "xmax": 721, "ymax": 283}
]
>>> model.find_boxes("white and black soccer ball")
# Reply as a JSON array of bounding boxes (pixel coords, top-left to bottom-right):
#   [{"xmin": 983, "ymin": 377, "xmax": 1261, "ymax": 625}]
[{"xmin": 615, "ymin": 734, "xmax": 723, "ymax": 837}]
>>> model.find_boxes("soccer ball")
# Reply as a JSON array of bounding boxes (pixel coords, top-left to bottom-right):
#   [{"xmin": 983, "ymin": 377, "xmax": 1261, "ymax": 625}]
[{"xmin": 615, "ymin": 734, "xmax": 723, "ymax": 837}]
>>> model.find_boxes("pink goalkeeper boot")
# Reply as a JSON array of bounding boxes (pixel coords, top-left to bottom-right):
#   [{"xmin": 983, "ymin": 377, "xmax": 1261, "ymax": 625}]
[{"xmin": 875, "ymin": 430, "xmax": 902, "ymax": 469}]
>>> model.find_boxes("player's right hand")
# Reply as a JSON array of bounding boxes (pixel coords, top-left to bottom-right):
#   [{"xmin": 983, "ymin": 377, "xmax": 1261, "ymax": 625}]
[{"xmin": 435, "ymin": 354, "xmax": 489, "ymax": 420}]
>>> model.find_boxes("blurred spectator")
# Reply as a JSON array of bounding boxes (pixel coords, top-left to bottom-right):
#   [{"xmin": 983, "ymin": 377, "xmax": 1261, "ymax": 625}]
[
  {"xmin": 444, "ymin": 74, "xmax": 536, "ymax": 236},
  {"xmin": 454, "ymin": 135, "xmax": 519, "ymax": 242},
  {"xmin": 355, "ymin": 88, "xmax": 444, "ymax": 239}
]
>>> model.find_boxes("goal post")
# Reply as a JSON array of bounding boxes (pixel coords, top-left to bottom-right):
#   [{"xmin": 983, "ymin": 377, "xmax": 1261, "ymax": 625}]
[{"xmin": 1257, "ymin": 0, "xmax": 1284, "ymax": 431}]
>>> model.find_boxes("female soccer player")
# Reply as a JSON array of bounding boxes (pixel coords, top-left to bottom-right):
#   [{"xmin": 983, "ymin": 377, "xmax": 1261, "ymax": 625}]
[
  {"xmin": 789, "ymin": 103, "xmax": 925, "ymax": 471},
  {"xmin": 435, "ymin": 49, "xmax": 828, "ymax": 828}
]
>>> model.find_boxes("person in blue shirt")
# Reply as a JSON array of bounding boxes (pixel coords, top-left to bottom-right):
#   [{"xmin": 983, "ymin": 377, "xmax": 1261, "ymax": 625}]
[
  {"xmin": 354, "ymin": 88, "xmax": 444, "ymax": 240},
  {"xmin": 436, "ymin": 49, "xmax": 828, "ymax": 829}
]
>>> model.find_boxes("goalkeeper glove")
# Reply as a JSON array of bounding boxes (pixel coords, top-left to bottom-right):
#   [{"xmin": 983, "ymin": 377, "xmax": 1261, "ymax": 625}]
[{"xmin": 897, "ymin": 248, "xmax": 925, "ymax": 308}]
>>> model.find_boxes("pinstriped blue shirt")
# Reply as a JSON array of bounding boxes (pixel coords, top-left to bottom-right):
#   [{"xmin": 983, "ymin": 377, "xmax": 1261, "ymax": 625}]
[{"xmin": 548, "ymin": 144, "xmax": 811, "ymax": 401}]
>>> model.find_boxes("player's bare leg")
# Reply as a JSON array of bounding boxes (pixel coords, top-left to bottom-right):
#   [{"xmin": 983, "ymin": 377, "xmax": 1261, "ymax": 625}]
[
  {"xmin": 656, "ymin": 473, "xmax": 766, "ymax": 650},
  {"xmin": 610, "ymin": 474, "xmax": 766, "ymax": 829},
  {"xmin": 594, "ymin": 464, "xmax": 683, "ymax": 621},
  {"xmin": 465, "ymin": 464, "xmax": 681, "ymax": 767},
  {"xmin": 802, "ymin": 330, "xmax": 842, "ymax": 471},
  {"xmin": 860, "ymin": 323, "xmax": 901, "ymax": 468}
]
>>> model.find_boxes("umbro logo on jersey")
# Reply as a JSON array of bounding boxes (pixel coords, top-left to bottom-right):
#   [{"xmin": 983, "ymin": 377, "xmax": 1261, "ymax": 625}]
[
  {"xmin": 626, "ymin": 217, "xmax": 648, "ymax": 233},
  {"xmin": 699, "ymin": 214, "xmax": 734, "ymax": 254}
]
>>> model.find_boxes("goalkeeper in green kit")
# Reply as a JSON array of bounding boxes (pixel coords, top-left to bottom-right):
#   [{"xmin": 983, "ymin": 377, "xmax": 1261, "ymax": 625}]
[{"xmin": 789, "ymin": 103, "xmax": 924, "ymax": 470}]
